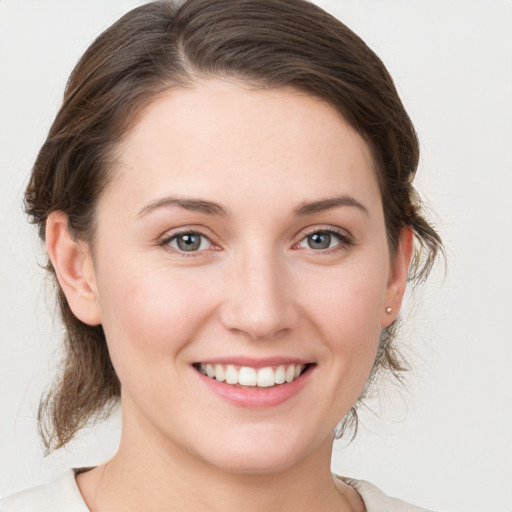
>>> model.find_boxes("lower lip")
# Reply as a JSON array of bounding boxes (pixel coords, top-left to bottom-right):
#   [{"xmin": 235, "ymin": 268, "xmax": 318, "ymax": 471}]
[{"xmin": 195, "ymin": 367, "xmax": 313, "ymax": 408}]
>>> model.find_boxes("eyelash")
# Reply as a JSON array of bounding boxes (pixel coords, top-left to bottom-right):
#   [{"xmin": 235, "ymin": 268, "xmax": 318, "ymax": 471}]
[
  {"xmin": 294, "ymin": 227, "xmax": 354, "ymax": 254},
  {"xmin": 159, "ymin": 227, "xmax": 353, "ymax": 256},
  {"xmin": 159, "ymin": 230, "xmax": 216, "ymax": 256}
]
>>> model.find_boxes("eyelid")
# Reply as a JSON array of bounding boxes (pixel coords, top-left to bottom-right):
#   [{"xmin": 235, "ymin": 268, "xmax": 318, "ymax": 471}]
[
  {"xmin": 293, "ymin": 225, "xmax": 354, "ymax": 252},
  {"xmin": 158, "ymin": 227, "xmax": 221, "ymax": 255},
  {"xmin": 157, "ymin": 224, "xmax": 354, "ymax": 255}
]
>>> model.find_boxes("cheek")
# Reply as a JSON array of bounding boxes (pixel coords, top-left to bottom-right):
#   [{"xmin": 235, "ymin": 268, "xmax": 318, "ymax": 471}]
[
  {"xmin": 297, "ymin": 262, "xmax": 388, "ymax": 382},
  {"xmin": 302, "ymin": 262, "xmax": 387, "ymax": 339},
  {"xmin": 96, "ymin": 261, "xmax": 216, "ymax": 374}
]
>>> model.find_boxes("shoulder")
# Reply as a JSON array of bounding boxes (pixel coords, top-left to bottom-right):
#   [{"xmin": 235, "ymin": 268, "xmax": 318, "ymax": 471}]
[
  {"xmin": 337, "ymin": 475, "xmax": 437, "ymax": 512},
  {"xmin": 0, "ymin": 470, "xmax": 89, "ymax": 512}
]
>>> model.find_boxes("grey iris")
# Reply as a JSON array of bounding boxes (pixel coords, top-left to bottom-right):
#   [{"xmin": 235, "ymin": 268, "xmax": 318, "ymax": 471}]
[
  {"xmin": 308, "ymin": 232, "xmax": 331, "ymax": 250},
  {"xmin": 177, "ymin": 234, "xmax": 201, "ymax": 251}
]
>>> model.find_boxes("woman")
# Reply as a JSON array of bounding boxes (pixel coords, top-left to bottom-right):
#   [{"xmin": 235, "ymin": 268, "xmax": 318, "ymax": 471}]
[{"xmin": 1, "ymin": 0, "xmax": 442, "ymax": 510}]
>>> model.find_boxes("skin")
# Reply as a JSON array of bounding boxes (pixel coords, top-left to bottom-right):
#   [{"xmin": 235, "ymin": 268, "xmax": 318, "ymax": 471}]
[{"xmin": 46, "ymin": 79, "xmax": 413, "ymax": 512}]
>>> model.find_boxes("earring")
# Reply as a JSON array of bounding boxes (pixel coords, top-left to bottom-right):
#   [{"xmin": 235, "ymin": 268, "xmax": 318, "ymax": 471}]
[{"xmin": 385, "ymin": 307, "xmax": 392, "ymax": 314}]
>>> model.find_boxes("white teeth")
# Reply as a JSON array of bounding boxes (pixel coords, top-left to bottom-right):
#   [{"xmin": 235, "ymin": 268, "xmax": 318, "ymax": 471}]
[
  {"xmin": 239, "ymin": 367, "xmax": 257, "ymax": 386},
  {"xmin": 225, "ymin": 364, "xmax": 239, "ymax": 385},
  {"xmin": 274, "ymin": 365, "xmax": 286, "ymax": 384},
  {"xmin": 198, "ymin": 363, "xmax": 307, "ymax": 387},
  {"xmin": 257, "ymin": 367, "xmax": 275, "ymax": 387},
  {"xmin": 214, "ymin": 364, "xmax": 226, "ymax": 382}
]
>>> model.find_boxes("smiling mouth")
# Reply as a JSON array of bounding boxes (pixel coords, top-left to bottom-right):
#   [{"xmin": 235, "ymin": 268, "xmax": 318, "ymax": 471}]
[{"xmin": 194, "ymin": 363, "xmax": 313, "ymax": 388}]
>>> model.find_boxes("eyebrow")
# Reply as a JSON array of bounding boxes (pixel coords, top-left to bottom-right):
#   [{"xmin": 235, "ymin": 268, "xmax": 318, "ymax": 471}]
[
  {"xmin": 137, "ymin": 193, "xmax": 368, "ymax": 219},
  {"xmin": 294, "ymin": 195, "xmax": 369, "ymax": 216},
  {"xmin": 137, "ymin": 197, "xmax": 227, "ymax": 218}
]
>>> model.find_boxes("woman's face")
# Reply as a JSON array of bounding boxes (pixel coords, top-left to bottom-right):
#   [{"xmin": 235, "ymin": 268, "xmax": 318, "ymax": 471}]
[{"xmin": 82, "ymin": 80, "xmax": 409, "ymax": 473}]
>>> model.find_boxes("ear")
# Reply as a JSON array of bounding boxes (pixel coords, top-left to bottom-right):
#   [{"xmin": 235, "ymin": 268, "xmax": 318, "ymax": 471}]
[
  {"xmin": 381, "ymin": 226, "xmax": 414, "ymax": 328},
  {"xmin": 45, "ymin": 211, "xmax": 101, "ymax": 326}
]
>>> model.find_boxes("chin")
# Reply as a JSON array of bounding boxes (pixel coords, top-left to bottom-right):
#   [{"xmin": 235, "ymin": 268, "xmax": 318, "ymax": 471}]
[
  {"xmin": 206, "ymin": 450, "xmax": 301, "ymax": 475},
  {"xmin": 194, "ymin": 425, "xmax": 322, "ymax": 475}
]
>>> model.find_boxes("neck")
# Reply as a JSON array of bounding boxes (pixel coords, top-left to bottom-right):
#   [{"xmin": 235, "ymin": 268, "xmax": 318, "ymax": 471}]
[{"xmin": 78, "ymin": 415, "xmax": 358, "ymax": 512}]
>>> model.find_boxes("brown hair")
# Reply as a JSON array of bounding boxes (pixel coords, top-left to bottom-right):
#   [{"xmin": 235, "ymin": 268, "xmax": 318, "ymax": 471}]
[{"xmin": 25, "ymin": 0, "xmax": 442, "ymax": 452}]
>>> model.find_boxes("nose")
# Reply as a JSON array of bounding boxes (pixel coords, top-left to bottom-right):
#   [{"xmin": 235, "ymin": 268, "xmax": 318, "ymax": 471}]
[{"xmin": 219, "ymin": 248, "xmax": 299, "ymax": 340}]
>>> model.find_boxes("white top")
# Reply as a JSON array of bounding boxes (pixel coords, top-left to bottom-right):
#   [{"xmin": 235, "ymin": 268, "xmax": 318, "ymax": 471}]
[{"xmin": 0, "ymin": 470, "xmax": 435, "ymax": 512}]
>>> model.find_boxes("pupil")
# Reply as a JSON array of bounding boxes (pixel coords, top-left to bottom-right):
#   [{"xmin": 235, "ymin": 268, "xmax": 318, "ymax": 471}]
[
  {"xmin": 178, "ymin": 234, "xmax": 200, "ymax": 251},
  {"xmin": 309, "ymin": 232, "xmax": 330, "ymax": 249}
]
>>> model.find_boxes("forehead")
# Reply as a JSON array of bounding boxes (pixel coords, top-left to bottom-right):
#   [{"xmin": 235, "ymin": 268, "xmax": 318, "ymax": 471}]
[{"xmin": 105, "ymin": 79, "xmax": 379, "ymax": 214}]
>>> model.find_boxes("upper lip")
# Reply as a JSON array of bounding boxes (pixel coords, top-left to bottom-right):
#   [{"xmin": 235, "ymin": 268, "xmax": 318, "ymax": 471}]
[{"xmin": 194, "ymin": 356, "xmax": 314, "ymax": 369}]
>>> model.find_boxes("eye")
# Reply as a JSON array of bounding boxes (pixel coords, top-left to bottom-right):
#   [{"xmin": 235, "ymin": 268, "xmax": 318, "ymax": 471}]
[
  {"xmin": 297, "ymin": 229, "xmax": 350, "ymax": 251},
  {"xmin": 165, "ymin": 232, "xmax": 212, "ymax": 252}
]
